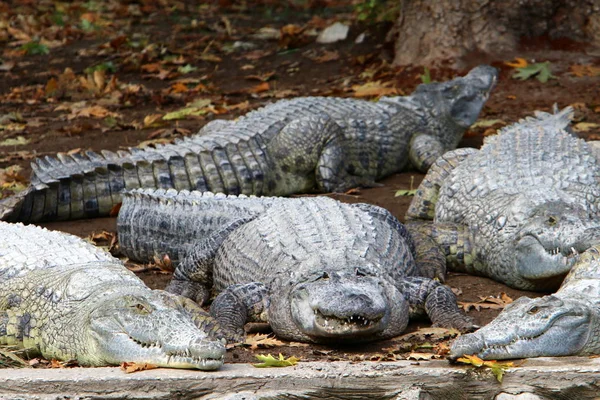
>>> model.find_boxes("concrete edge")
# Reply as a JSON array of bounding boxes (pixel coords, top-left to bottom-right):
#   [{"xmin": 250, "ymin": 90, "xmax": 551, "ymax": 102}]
[{"xmin": 2, "ymin": 357, "xmax": 600, "ymax": 399}]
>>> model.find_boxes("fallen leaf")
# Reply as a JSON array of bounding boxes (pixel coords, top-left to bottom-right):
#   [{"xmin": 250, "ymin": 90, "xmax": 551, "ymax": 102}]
[
  {"xmin": 143, "ymin": 114, "xmax": 164, "ymax": 128},
  {"xmin": 252, "ymin": 353, "xmax": 299, "ymax": 368},
  {"xmin": 573, "ymin": 122, "xmax": 600, "ymax": 132},
  {"xmin": 512, "ymin": 62, "xmax": 556, "ymax": 83},
  {"xmin": 456, "ymin": 355, "xmax": 514, "ymax": 383},
  {"xmin": 352, "ymin": 81, "xmax": 398, "ymax": 97},
  {"xmin": 0, "ymin": 136, "xmax": 30, "ymax": 146},
  {"xmin": 162, "ymin": 105, "xmax": 209, "ymax": 120},
  {"xmin": 120, "ymin": 362, "xmax": 158, "ymax": 373},
  {"xmin": 407, "ymin": 352, "xmax": 438, "ymax": 361},
  {"xmin": 570, "ymin": 64, "xmax": 600, "ymax": 77},
  {"xmin": 246, "ymin": 82, "xmax": 270, "ymax": 94},
  {"xmin": 395, "ymin": 189, "xmax": 417, "ymax": 197},
  {"xmin": 471, "ymin": 119, "xmax": 505, "ymax": 129},
  {"xmin": 460, "ymin": 293, "xmax": 513, "ymax": 312},
  {"xmin": 68, "ymin": 105, "xmax": 118, "ymax": 120},
  {"xmin": 245, "ymin": 333, "xmax": 285, "ymax": 350},
  {"xmin": 504, "ymin": 57, "xmax": 528, "ymax": 68}
]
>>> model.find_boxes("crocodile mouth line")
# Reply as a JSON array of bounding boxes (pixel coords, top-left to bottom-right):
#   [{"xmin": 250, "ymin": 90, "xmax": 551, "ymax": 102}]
[
  {"xmin": 521, "ymin": 234, "xmax": 580, "ymax": 263},
  {"xmin": 313, "ymin": 309, "xmax": 379, "ymax": 330},
  {"xmin": 130, "ymin": 336, "xmax": 224, "ymax": 367},
  {"xmin": 480, "ymin": 311, "xmax": 582, "ymax": 355}
]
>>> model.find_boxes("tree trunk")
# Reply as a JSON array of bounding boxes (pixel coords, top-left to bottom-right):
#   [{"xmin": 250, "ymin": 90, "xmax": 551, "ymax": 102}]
[{"xmin": 391, "ymin": 0, "xmax": 600, "ymax": 67}]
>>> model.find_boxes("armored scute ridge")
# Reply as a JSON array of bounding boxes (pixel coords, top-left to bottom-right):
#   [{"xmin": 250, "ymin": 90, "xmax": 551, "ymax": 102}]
[
  {"xmin": 117, "ymin": 188, "xmax": 474, "ymax": 344},
  {"xmin": 0, "ymin": 65, "xmax": 497, "ymax": 223},
  {"xmin": 0, "ymin": 221, "xmax": 225, "ymax": 369},
  {"xmin": 407, "ymin": 106, "xmax": 600, "ymax": 291},
  {"xmin": 451, "ymin": 245, "xmax": 600, "ymax": 360}
]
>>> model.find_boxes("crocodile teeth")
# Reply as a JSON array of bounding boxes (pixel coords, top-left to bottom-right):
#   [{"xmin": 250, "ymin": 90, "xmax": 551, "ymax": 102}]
[{"xmin": 571, "ymin": 247, "xmax": 577, "ymax": 256}]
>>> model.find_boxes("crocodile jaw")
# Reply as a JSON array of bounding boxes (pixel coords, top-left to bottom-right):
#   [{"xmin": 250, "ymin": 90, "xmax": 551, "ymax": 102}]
[
  {"xmin": 86, "ymin": 293, "xmax": 226, "ymax": 369},
  {"xmin": 515, "ymin": 235, "xmax": 580, "ymax": 281},
  {"xmin": 450, "ymin": 296, "xmax": 591, "ymax": 360},
  {"xmin": 288, "ymin": 278, "xmax": 393, "ymax": 341}
]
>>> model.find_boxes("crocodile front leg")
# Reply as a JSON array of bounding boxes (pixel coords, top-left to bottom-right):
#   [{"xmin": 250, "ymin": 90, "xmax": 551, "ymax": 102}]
[
  {"xmin": 399, "ymin": 276, "xmax": 475, "ymax": 332},
  {"xmin": 406, "ymin": 147, "xmax": 478, "ymax": 220},
  {"xmin": 209, "ymin": 282, "xmax": 269, "ymax": 343},
  {"xmin": 407, "ymin": 221, "xmax": 478, "ymax": 274},
  {"xmin": 166, "ymin": 218, "xmax": 254, "ymax": 304},
  {"xmin": 267, "ymin": 114, "xmax": 376, "ymax": 194}
]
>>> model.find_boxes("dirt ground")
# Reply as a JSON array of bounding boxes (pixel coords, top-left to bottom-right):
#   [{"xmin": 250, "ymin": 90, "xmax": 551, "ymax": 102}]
[{"xmin": 1, "ymin": 1, "xmax": 600, "ymax": 366}]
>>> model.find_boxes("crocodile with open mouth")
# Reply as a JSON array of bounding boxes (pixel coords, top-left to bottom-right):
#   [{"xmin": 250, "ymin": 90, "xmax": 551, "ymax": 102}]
[
  {"xmin": 406, "ymin": 106, "xmax": 600, "ymax": 291},
  {"xmin": 450, "ymin": 244, "xmax": 600, "ymax": 359},
  {"xmin": 116, "ymin": 188, "xmax": 474, "ymax": 343},
  {"xmin": 0, "ymin": 221, "xmax": 225, "ymax": 369}
]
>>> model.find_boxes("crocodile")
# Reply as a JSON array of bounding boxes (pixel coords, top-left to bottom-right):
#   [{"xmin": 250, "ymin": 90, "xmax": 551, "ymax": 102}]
[
  {"xmin": 406, "ymin": 106, "xmax": 600, "ymax": 291},
  {"xmin": 116, "ymin": 188, "xmax": 474, "ymax": 343},
  {"xmin": 450, "ymin": 244, "xmax": 600, "ymax": 360},
  {"xmin": 0, "ymin": 65, "xmax": 497, "ymax": 223},
  {"xmin": 0, "ymin": 221, "xmax": 226, "ymax": 369}
]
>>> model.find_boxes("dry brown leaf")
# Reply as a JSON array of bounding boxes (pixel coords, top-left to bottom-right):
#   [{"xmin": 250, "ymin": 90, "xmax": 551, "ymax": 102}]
[
  {"xmin": 460, "ymin": 292, "xmax": 513, "ymax": 312},
  {"xmin": 504, "ymin": 57, "xmax": 528, "ymax": 68},
  {"xmin": 169, "ymin": 82, "xmax": 189, "ymax": 93},
  {"xmin": 245, "ymin": 71, "xmax": 276, "ymax": 82},
  {"xmin": 246, "ymin": 82, "xmax": 270, "ymax": 94},
  {"xmin": 227, "ymin": 101, "xmax": 251, "ymax": 112},
  {"xmin": 120, "ymin": 361, "xmax": 158, "ymax": 373},
  {"xmin": 245, "ymin": 333, "xmax": 285, "ymax": 350},
  {"xmin": 152, "ymin": 254, "xmax": 175, "ymax": 273},
  {"xmin": 570, "ymin": 64, "xmax": 600, "ymax": 77},
  {"xmin": 352, "ymin": 81, "xmax": 398, "ymax": 98},
  {"xmin": 68, "ymin": 105, "xmax": 118, "ymax": 120}
]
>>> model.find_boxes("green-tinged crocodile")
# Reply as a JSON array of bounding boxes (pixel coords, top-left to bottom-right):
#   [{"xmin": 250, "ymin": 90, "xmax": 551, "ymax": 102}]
[
  {"xmin": 406, "ymin": 106, "xmax": 600, "ymax": 291},
  {"xmin": 0, "ymin": 221, "xmax": 225, "ymax": 369},
  {"xmin": 116, "ymin": 188, "xmax": 475, "ymax": 344},
  {"xmin": 0, "ymin": 65, "xmax": 497, "ymax": 223},
  {"xmin": 450, "ymin": 244, "xmax": 600, "ymax": 360}
]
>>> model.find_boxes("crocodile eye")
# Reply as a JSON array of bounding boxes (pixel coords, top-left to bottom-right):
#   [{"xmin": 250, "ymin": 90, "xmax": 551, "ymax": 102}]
[
  {"xmin": 132, "ymin": 303, "xmax": 151, "ymax": 314},
  {"xmin": 355, "ymin": 268, "xmax": 366, "ymax": 277},
  {"xmin": 547, "ymin": 216, "xmax": 557, "ymax": 226},
  {"xmin": 527, "ymin": 306, "xmax": 540, "ymax": 315},
  {"xmin": 320, "ymin": 272, "xmax": 329, "ymax": 280}
]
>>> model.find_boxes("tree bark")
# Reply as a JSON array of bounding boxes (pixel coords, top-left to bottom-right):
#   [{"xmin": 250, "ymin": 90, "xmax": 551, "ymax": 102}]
[{"xmin": 392, "ymin": 0, "xmax": 600, "ymax": 67}]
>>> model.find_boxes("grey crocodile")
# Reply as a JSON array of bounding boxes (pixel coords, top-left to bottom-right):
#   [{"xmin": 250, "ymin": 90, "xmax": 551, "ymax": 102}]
[
  {"xmin": 406, "ymin": 106, "xmax": 600, "ymax": 291},
  {"xmin": 0, "ymin": 65, "xmax": 497, "ymax": 223},
  {"xmin": 0, "ymin": 221, "xmax": 225, "ymax": 369},
  {"xmin": 450, "ymin": 244, "xmax": 600, "ymax": 360},
  {"xmin": 116, "ymin": 188, "xmax": 474, "ymax": 343}
]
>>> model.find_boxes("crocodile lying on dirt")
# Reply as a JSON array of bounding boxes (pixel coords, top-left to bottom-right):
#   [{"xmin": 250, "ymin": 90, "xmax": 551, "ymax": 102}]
[
  {"xmin": 451, "ymin": 244, "xmax": 600, "ymax": 360},
  {"xmin": 0, "ymin": 65, "xmax": 497, "ymax": 223},
  {"xmin": 406, "ymin": 106, "xmax": 600, "ymax": 291},
  {"xmin": 0, "ymin": 221, "xmax": 225, "ymax": 369},
  {"xmin": 116, "ymin": 188, "xmax": 474, "ymax": 343}
]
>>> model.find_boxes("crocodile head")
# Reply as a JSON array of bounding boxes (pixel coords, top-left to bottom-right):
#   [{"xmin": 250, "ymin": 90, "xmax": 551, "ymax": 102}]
[
  {"xmin": 413, "ymin": 65, "xmax": 498, "ymax": 129},
  {"xmin": 268, "ymin": 265, "xmax": 408, "ymax": 343},
  {"xmin": 450, "ymin": 295, "xmax": 593, "ymax": 360},
  {"xmin": 80, "ymin": 289, "xmax": 226, "ymax": 369},
  {"xmin": 507, "ymin": 198, "xmax": 600, "ymax": 290}
]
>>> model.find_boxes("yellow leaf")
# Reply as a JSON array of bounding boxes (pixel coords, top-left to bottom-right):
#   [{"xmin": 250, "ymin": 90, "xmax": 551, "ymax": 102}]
[
  {"xmin": 252, "ymin": 353, "xmax": 299, "ymax": 368},
  {"xmin": 504, "ymin": 57, "xmax": 528, "ymax": 68},
  {"xmin": 0, "ymin": 136, "xmax": 30, "ymax": 146},
  {"xmin": 143, "ymin": 114, "xmax": 164, "ymax": 128},
  {"xmin": 570, "ymin": 64, "xmax": 600, "ymax": 77},
  {"xmin": 352, "ymin": 81, "xmax": 399, "ymax": 98},
  {"xmin": 573, "ymin": 122, "xmax": 600, "ymax": 132},
  {"xmin": 456, "ymin": 354, "xmax": 484, "ymax": 367}
]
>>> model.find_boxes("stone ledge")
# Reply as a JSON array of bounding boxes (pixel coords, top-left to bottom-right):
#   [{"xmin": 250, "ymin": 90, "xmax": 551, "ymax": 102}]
[{"xmin": 2, "ymin": 357, "xmax": 600, "ymax": 400}]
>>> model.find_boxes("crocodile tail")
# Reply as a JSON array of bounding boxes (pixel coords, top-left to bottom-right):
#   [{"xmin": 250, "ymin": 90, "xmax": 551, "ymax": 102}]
[
  {"xmin": 526, "ymin": 105, "xmax": 574, "ymax": 130},
  {"xmin": 117, "ymin": 188, "xmax": 273, "ymax": 263}
]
